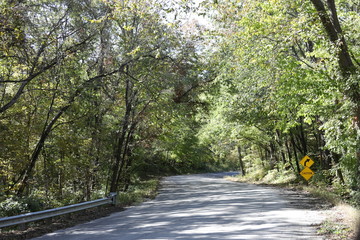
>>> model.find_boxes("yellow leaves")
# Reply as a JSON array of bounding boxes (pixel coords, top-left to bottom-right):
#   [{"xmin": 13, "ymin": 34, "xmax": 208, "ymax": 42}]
[
  {"xmin": 123, "ymin": 25, "xmax": 135, "ymax": 31},
  {"xmin": 249, "ymin": 58, "xmax": 258, "ymax": 64},
  {"xmin": 88, "ymin": 18, "xmax": 103, "ymax": 24},
  {"xmin": 86, "ymin": 14, "xmax": 108, "ymax": 24},
  {"xmin": 155, "ymin": 51, "xmax": 161, "ymax": 59},
  {"xmin": 127, "ymin": 46, "xmax": 141, "ymax": 56},
  {"xmin": 167, "ymin": 22, "xmax": 175, "ymax": 28}
]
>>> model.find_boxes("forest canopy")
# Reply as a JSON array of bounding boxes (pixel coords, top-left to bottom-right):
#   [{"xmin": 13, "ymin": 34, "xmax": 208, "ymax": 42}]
[{"xmin": 1, "ymin": 0, "xmax": 360, "ymax": 214}]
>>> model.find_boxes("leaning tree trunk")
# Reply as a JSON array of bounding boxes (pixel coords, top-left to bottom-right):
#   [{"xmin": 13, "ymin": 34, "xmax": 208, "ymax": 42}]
[{"xmin": 16, "ymin": 103, "xmax": 71, "ymax": 195}]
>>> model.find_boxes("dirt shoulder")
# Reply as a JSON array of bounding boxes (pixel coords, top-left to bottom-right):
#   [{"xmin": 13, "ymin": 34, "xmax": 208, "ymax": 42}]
[
  {"xmin": 277, "ymin": 187, "xmax": 357, "ymax": 240},
  {"xmin": 236, "ymin": 179, "xmax": 359, "ymax": 240}
]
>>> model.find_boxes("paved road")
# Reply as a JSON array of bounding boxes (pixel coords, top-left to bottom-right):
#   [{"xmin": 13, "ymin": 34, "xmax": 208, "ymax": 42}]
[{"xmin": 33, "ymin": 173, "xmax": 325, "ymax": 240}]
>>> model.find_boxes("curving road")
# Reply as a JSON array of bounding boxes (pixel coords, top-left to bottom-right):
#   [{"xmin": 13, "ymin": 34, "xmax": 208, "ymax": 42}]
[{"xmin": 33, "ymin": 172, "xmax": 325, "ymax": 240}]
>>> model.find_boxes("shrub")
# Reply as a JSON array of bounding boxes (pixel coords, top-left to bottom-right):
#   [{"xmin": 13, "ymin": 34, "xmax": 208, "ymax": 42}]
[
  {"xmin": 0, "ymin": 196, "xmax": 45, "ymax": 217},
  {"xmin": 0, "ymin": 198, "xmax": 28, "ymax": 217}
]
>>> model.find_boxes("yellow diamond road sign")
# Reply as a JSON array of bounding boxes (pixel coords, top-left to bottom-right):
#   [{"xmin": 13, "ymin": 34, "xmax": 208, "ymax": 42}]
[
  {"xmin": 300, "ymin": 155, "xmax": 314, "ymax": 168},
  {"xmin": 300, "ymin": 167, "xmax": 314, "ymax": 181}
]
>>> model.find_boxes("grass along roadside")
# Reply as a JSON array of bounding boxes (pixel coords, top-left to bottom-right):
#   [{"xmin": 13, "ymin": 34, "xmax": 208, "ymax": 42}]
[
  {"xmin": 117, "ymin": 178, "xmax": 160, "ymax": 207},
  {"xmin": 318, "ymin": 204, "xmax": 360, "ymax": 240},
  {"xmin": 226, "ymin": 170, "xmax": 360, "ymax": 240}
]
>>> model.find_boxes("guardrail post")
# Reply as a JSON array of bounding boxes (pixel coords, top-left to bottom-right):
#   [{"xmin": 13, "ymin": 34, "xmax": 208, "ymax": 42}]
[{"xmin": 109, "ymin": 192, "xmax": 117, "ymax": 205}]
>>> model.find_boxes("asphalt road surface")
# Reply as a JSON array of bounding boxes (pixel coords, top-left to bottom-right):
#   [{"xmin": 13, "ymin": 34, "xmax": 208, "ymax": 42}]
[{"xmin": 33, "ymin": 172, "xmax": 325, "ymax": 240}]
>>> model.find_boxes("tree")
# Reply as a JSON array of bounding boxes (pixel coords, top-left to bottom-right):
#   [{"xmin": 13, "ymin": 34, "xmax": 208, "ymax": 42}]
[
  {"xmin": 198, "ymin": 0, "xmax": 360, "ymax": 190},
  {"xmin": 309, "ymin": 0, "xmax": 360, "ymax": 187},
  {"xmin": 0, "ymin": 0, "xmax": 96, "ymax": 114}
]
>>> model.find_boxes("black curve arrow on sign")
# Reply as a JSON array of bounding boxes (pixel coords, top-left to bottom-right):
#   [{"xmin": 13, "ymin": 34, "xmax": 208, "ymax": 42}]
[{"xmin": 304, "ymin": 159, "xmax": 310, "ymax": 167}]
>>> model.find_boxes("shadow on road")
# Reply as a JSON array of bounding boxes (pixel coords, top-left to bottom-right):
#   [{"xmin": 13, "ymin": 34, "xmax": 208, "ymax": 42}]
[{"xmin": 34, "ymin": 173, "xmax": 324, "ymax": 240}]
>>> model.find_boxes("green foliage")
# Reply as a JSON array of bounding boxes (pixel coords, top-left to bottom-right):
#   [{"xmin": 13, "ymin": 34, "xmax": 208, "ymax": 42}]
[
  {"xmin": 1, "ymin": 0, "xmax": 360, "ymax": 215},
  {"xmin": 0, "ymin": 199, "xmax": 28, "ymax": 217},
  {"xmin": 350, "ymin": 191, "xmax": 360, "ymax": 208},
  {"xmin": 318, "ymin": 220, "xmax": 351, "ymax": 239},
  {"xmin": 197, "ymin": 0, "xmax": 360, "ymax": 203},
  {"xmin": 0, "ymin": 0, "xmax": 215, "ymax": 210},
  {"xmin": 0, "ymin": 196, "xmax": 44, "ymax": 217},
  {"xmin": 311, "ymin": 170, "xmax": 333, "ymax": 186},
  {"xmin": 117, "ymin": 179, "xmax": 159, "ymax": 207},
  {"xmin": 262, "ymin": 169, "xmax": 297, "ymax": 185}
]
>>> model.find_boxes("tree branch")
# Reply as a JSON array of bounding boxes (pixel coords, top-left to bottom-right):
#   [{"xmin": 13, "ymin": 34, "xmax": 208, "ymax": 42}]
[{"xmin": 0, "ymin": 35, "xmax": 93, "ymax": 114}]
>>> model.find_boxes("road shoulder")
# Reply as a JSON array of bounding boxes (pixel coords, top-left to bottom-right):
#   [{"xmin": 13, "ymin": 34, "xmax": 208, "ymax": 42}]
[{"xmin": 226, "ymin": 176, "xmax": 358, "ymax": 240}]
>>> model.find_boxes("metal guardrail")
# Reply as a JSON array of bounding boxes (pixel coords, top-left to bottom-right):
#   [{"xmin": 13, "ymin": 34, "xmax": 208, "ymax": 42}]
[{"xmin": 0, "ymin": 192, "xmax": 117, "ymax": 228}]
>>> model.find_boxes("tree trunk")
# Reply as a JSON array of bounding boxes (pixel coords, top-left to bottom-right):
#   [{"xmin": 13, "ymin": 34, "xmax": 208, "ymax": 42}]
[
  {"xmin": 331, "ymin": 152, "xmax": 345, "ymax": 185},
  {"xmin": 285, "ymin": 137, "xmax": 295, "ymax": 171},
  {"xmin": 109, "ymin": 78, "xmax": 133, "ymax": 193},
  {"xmin": 269, "ymin": 141, "xmax": 278, "ymax": 170},
  {"xmin": 276, "ymin": 130, "xmax": 287, "ymax": 164},
  {"xmin": 237, "ymin": 146, "xmax": 246, "ymax": 176},
  {"xmin": 297, "ymin": 118, "xmax": 307, "ymax": 155},
  {"xmin": 122, "ymin": 135, "xmax": 135, "ymax": 192},
  {"xmin": 290, "ymin": 133, "xmax": 301, "ymax": 173},
  {"xmin": 16, "ymin": 104, "xmax": 71, "ymax": 195}
]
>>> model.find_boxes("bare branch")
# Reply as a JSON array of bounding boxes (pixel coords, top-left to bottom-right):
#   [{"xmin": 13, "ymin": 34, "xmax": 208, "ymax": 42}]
[{"xmin": 0, "ymin": 80, "xmax": 28, "ymax": 83}]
